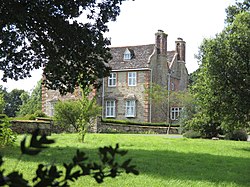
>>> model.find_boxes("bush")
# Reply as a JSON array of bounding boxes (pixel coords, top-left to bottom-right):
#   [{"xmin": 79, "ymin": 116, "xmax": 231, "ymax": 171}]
[
  {"xmin": 226, "ymin": 129, "xmax": 248, "ymax": 141},
  {"xmin": 34, "ymin": 110, "xmax": 47, "ymax": 118},
  {"xmin": 28, "ymin": 114, "xmax": 36, "ymax": 120},
  {"xmin": 183, "ymin": 130, "xmax": 201, "ymax": 139},
  {"xmin": 0, "ymin": 115, "xmax": 17, "ymax": 147},
  {"xmin": 102, "ymin": 118, "xmax": 179, "ymax": 127}
]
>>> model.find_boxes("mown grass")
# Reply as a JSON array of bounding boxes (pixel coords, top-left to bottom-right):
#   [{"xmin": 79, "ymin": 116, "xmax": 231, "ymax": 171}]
[{"xmin": 1, "ymin": 133, "xmax": 250, "ymax": 187}]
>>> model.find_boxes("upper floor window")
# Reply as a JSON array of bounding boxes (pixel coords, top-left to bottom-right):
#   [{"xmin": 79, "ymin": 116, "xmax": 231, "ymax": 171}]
[
  {"xmin": 108, "ymin": 73, "xmax": 116, "ymax": 87},
  {"xmin": 125, "ymin": 100, "xmax": 136, "ymax": 117},
  {"xmin": 171, "ymin": 107, "xmax": 182, "ymax": 120},
  {"xmin": 106, "ymin": 100, "xmax": 116, "ymax": 117},
  {"xmin": 123, "ymin": 48, "xmax": 133, "ymax": 60},
  {"xmin": 128, "ymin": 72, "xmax": 136, "ymax": 86}
]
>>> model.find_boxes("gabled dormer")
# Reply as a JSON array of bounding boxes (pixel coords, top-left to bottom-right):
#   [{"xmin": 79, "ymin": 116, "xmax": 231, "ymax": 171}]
[{"xmin": 123, "ymin": 48, "xmax": 134, "ymax": 60}]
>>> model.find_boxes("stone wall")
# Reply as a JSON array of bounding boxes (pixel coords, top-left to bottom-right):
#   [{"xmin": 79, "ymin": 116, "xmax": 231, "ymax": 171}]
[
  {"xmin": 96, "ymin": 122, "xmax": 179, "ymax": 134},
  {"xmin": 11, "ymin": 120, "xmax": 52, "ymax": 135}
]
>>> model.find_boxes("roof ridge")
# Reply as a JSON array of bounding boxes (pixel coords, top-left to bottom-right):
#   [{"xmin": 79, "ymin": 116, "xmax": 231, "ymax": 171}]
[{"xmin": 110, "ymin": 44, "xmax": 155, "ymax": 48}]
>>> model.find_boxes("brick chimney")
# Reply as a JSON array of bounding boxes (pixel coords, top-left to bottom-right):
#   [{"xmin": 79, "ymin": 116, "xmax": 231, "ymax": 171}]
[
  {"xmin": 155, "ymin": 30, "xmax": 168, "ymax": 55},
  {"xmin": 175, "ymin": 38, "xmax": 186, "ymax": 62}
]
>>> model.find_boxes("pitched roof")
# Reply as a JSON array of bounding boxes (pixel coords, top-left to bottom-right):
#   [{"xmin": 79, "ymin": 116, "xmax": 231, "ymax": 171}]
[
  {"xmin": 167, "ymin": 50, "xmax": 176, "ymax": 63},
  {"xmin": 109, "ymin": 44, "xmax": 154, "ymax": 70},
  {"xmin": 108, "ymin": 45, "xmax": 177, "ymax": 70}
]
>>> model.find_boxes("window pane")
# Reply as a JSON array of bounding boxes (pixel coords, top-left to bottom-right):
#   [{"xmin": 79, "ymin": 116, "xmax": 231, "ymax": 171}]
[
  {"xmin": 106, "ymin": 100, "xmax": 115, "ymax": 117},
  {"xmin": 128, "ymin": 72, "xmax": 136, "ymax": 86},
  {"xmin": 126, "ymin": 100, "xmax": 136, "ymax": 117},
  {"xmin": 108, "ymin": 73, "xmax": 116, "ymax": 87}
]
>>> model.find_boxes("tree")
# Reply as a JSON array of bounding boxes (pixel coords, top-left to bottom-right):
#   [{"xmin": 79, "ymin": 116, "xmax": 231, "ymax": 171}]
[
  {"xmin": 0, "ymin": 86, "xmax": 7, "ymax": 114},
  {"xmin": 54, "ymin": 88, "xmax": 101, "ymax": 142},
  {"xmin": 0, "ymin": 0, "xmax": 129, "ymax": 94},
  {"xmin": 191, "ymin": 1, "xmax": 250, "ymax": 134},
  {"xmin": 0, "ymin": 93, "xmax": 5, "ymax": 114},
  {"xmin": 17, "ymin": 80, "xmax": 42, "ymax": 116},
  {"xmin": 225, "ymin": 0, "xmax": 250, "ymax": 24},
  {"xmin": 77, "ymin": 88, "xmax": 101, "ymax": 142},
  {"xmin": 147, "ymin": 83, "xmax": 193, "ymax": 124},
  {"xmin": 4, "ymin": 89, "xmax": 26, "ymax": 117}
]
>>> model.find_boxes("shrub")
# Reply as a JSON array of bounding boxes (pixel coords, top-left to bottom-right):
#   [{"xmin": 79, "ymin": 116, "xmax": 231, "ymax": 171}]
[
  {"xmin": 183, "ymin": 130, "xmax": 201, "ymax": 139},
  {"xmin": 28, "ymin": 114, "xmax": 36, "ymax": 120},
  {"xmin": 34, "ymin": 110, "xmax": 47, "ymax": 118},
  {"xmin": 102, "ymin": 118, "xmax": 179, "ymax": 127},
  {"xmin": 226, "ymin": 129, "xmax": 248, "ymax": 141},
  {"xmin": 0, "ymin": 115, "xmax": 17, "ymax": 147}
]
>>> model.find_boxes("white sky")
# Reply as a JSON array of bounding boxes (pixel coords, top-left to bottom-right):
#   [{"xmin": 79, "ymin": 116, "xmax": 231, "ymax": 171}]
[{"xmin": 0, "ymin": 0, "xmax": 236, "ymax": 92}]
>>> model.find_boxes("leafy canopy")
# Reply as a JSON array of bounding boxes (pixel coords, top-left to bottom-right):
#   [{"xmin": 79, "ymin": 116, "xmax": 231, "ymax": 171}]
[
  {"xmin": 191, "ymin": 0, "xmax": 250, "ymax": 133},
  {"xmin": 0, "ymin": 0, "xmax": 129, "ymax": 94},
  {"xmin": 17, "ymin": 80, "xmax": 42, "ymax": 116}
]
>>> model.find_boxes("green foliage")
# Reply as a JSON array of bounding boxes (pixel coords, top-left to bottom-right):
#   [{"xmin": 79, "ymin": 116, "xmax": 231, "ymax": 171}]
[
  {"xmin": 17, "ymin": 80, "xmax": 42, "ymax": 116},
  {"xmin": 77, "ymin": 88, "xmax": 101, "ymax": 142},
  {"xmin": 33, "ymin": 110, "xmax": 46, "ymax": 118},
  {"xmin": 0, "ymin": 115, "xmax": 16, "ymax": 147},
  {"xmin": 54, "ymin": 88, "xmax": 101, "ymax": 142},
  {"xmin": 102, "ymin": 118, "xmax": 180, "ymax": 127},
  {"xmin": 189, "ymin": 1, "xmax": 250, "ymax": 135},
  {"xmin": 54, "ymin": 100, "xmax": 82, "ymax": 132},
  {"xmin": 0, "ymin": 129, "xmax": 139, "ymax": 186},
  {"xmin": 225, "ymin": 129, "xmax": 248, "ymax": 141},
  {"xmin": 0, "ymin": 0, "xmax": 129, "ymax": 94},
  {"xmin": 145, "ymin": 83, "xmax": 192, "ymax": 123},
  {"xmin": 183, "ymin": 130, "xmax": 201, "ymax": 139},
  {"xmin": 4, "ymin": 89, "xmax": 26, "ymax": 117},
  {"xmin": 225, "ymin": 0, "xmax": 250, "ymax": 24},
  {"xmin": 0, "ymin": 93, "xmax": 5, "ymax": 114}
]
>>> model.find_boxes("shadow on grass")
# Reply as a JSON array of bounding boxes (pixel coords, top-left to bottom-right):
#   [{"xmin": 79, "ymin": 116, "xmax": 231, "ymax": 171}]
[{"xmin": 1, "ymin": 143, "xmax": 250, "ymax": 186}]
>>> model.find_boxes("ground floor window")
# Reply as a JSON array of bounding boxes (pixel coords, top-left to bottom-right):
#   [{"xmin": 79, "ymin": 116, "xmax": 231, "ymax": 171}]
[
  {"xmin": 171, "ymin": 107, "xmax": 182, "ymax": 120},
  {"xmin": 106, "ymin": 100, "xmax": 116, "ymax": 117},
  {"xmin": 48, "ymin": 101, "xmax": 57, "ymax": 116},
  {"xmin": 125, "ymin": 100, "xmax": 136, "ymax": 117}
]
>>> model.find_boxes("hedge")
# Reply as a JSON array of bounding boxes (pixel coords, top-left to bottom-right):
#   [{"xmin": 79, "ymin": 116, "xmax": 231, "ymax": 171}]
[{"xmin": 101, "ymin": 118, "xmax": 180, "ymax": 127}]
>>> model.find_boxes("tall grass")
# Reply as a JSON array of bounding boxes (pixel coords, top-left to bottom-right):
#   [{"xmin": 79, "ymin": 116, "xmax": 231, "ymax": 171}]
[{"xmin": 1, "ymin": 133, "xmax": 250, "ymax": 187}]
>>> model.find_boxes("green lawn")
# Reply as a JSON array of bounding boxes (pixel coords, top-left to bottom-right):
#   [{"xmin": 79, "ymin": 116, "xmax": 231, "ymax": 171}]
[{"xmin": 1, "ymin": 133, "xmax": 250, "ymax": 187}]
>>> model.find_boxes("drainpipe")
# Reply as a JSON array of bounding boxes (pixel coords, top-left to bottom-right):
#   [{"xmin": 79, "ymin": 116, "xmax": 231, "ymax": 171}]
[
  {"xmin": 102, "ymin": 78, "xmax": 105, "ymax": 118},
  {"xmin": 149, "ymin": 69, "xmax": 152, "ymax": 123},
  {"xmin": 167, "ymin": 69, "xmax": 173, "ymax": 134}
]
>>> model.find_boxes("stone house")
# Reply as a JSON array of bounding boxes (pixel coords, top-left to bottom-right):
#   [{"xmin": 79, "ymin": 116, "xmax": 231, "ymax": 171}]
[{"xmin": 42, "ymin": 30, "xmax": 188, "ymax": 123}]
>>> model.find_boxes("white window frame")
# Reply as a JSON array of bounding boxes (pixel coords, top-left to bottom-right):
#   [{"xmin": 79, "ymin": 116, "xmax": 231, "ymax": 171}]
[
  {"xmin": 108, "ymin": 73, "xmax": 117, "ymax": 87},
  {"xmin": 106, "ymin": 100, "xmax": 116, "ymax": 117},
  {"xmin": 171, "ymin": 107, "xmax": 182, "ymax": 120},
  {"xmin": 128, "ymin": 72, "xmax": 136, "ymax": 86},
  {"xmin": 125, "ymin": 100, "xmax": 136, "ymax": 117},
  {"xmin": 124, "ymin": 48, "xmax": 132, "ymax": 60}
]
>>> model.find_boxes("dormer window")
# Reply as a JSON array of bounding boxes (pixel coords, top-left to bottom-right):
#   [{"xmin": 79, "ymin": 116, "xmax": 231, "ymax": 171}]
[{"xmin": 123, "ymin": 48, "xmax": 133, "ymax": 60}]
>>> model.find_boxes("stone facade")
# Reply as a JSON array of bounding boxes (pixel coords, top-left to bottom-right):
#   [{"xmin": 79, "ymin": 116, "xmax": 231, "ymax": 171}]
[
  {"xmin": 42, "ymin": 86, "xmax": 81, "ymax": 116},
  {"xmin": 42, "ymin": 30, "xmax": 188, "ymax": 123},
  {"xmin": 98, "ymin": 30, "xmax": 188, "ymax": 123}
]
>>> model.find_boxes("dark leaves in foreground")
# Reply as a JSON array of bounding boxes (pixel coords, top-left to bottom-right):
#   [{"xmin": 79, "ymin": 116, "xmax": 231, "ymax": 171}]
[
  {"xmin": 21, "ymin": 128, "xmax": 55, "ymax": 155},
  {"xmin": 0, "ymin": 129, "xmax": 139, "ymax": 186}
]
